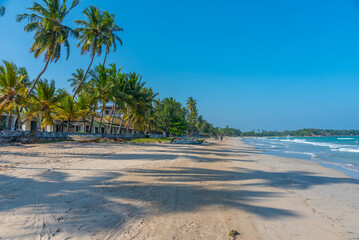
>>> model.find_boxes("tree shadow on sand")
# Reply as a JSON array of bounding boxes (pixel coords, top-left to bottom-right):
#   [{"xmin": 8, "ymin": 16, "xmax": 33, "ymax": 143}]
[{"xmin": 1, "ymin": 162, "xmax": 358, "ymax": 238}]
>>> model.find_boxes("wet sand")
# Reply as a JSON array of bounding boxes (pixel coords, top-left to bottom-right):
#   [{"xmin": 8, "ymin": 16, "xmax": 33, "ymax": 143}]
[{"xmin": 0, "ymin": 138, "xmax": 358, "ymax": 239}]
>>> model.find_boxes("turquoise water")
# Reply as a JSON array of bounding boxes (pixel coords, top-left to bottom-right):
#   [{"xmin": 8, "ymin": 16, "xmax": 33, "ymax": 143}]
[{"xmin": 242, "ymin": 136, "xmax": 359, "ymax": 179}]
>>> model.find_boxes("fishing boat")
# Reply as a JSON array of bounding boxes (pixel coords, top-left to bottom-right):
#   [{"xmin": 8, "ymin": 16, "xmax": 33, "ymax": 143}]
[
  {"xmin": 173, "ymin": 138, "xmax": 205, "ymax": 145},
  {"xmin": 68, "ymin": 134, "xmax": 102, "ymax": 143}
]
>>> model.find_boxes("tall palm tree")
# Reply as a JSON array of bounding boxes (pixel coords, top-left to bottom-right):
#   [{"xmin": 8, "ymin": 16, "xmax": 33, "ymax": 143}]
[
  {"xmin": 73, "ymin": 5, "xmax": 104, "ymax": 97},
  {"xmin": 58, "ymin": 93, "xmax": 80, "ymax": 132},
  {"xmin": 0, "ymin": 61, "xmax": 28, "ymax": 130},
  {"xmin": 101, "ymin": 11, "xmax": 123, "ymax": 66},
  {"xmin": 88, "ymin": 64, "xmax": 113, "ymax": 133},
  {"xmin": 186, "ymin": 96, "xmax": 198, "ymax": 134},
  {"xmin": 0, "ymin": 5, "xmax": 5, "ymax": 16},
  {"xmin": 16, "ymin": 0, "xmax": 79, "ymax": 98},
  {"xmin": 26, "ymin": 79, "xmax": 63, "ymax": 130},
  {"xmin": 106, "ymin": 64, "xmax": 128, "ymax": 133}
]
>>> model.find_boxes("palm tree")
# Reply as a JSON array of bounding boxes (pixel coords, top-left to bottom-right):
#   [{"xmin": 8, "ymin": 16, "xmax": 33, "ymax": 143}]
[
  {"xmin": 16, "ymin": 0, "xmax": 79, "ymax": 98},
  {"xmin": 186, "ymin": 96, "xmax": 198, "ymax": 134},
  {"xmin": 124, "ymin": 72, "xmax": 145, "ymax": 133},
  {"xmin": 132, "ymin": 87, "xmax": 158, "ymax": 134},
  {"xmin": 105, "ymin": 64, "xmax": 128, "ymax": 133},
  {"xmin": 26, "ymin": 79, "xmax": 63, "ymax": 130},
  {"xmin": 76, "ymin": 91, "xmax": 94, "ymax": 132},
  {"xmin": 0, "ymin": 5, "xmax": 5, "ymax": 16},
  {"xmin": 73, "ymin": 5, "xmax": 104, "ymax": 97},
  {"xmin": 0, "ymin": 61, "xmax": 28, "ymax": 130},
  {"xmin": 101, "ymin": 11, "xmax": 123, "ymax": 66},
  {"xmin": 68, "ymin": 68, "xmax": 87, "ymax": 93},
  {"xmin": 88, "ymin": 64, "xmax": 113, "ymax": 133},
  {"xmin": 57, "ymin": 93, "xmax": 80, "ymax": 132}
]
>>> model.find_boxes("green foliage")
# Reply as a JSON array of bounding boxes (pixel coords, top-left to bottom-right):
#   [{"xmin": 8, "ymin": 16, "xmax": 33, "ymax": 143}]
[
  {"xmin": 26, "ymin": 79, "xmax": 63, "ymax": 129},
  {"xmin": 218, "ymin": 126, "xmax": 242, "ymax": 137},
  {"xmin": 154, "ymin": 97, "xmax": 187, "ymax": 135},
  {"xmin": 17, "ymin": 0, "xmax": 79, "ymax": 62},
  {"xmin": 186, "ymin": 96, "xmax": 198, "ymax": 133},
  {"xmin": 169, "ymin": 116, "xmax": 187, "ymax": 136}
]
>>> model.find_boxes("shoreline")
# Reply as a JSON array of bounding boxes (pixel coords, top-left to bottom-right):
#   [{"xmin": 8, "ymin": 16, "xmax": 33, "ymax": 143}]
[
  {"xmin": 0, "ymin": 138, "xmax": 358, "ymax": 239},
  {"xmin": 242, "ymin": 136, "xmax": 359, "ymax": 180}
]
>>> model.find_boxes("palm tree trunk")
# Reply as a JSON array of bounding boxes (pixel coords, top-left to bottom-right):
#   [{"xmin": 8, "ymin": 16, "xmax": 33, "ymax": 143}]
[
  {"xmin": 89, "ymin": 115, "xmax": 94, "ymax": 133},
  {"xmin": 16, "ymin": 55, "xmax": 51, "ymax": 122},
  {"xmin": 103, "ymin": 48, "xmax": 108, "ymax": 66},
  {"xmin": 7, "ymin": 113, "xmax": 12, "ymax": 130},
  {"xmin": 26, "ymin": 57, "xmax": 51, "ymax": 98},
  {"xmin": 73, "ymin": 51, "xmax": 95, "ymax": 98},
  {"xmin": 109, "ymin": 104, "xmax": 116, "ymax": 134},
  {"xmin": 106, "ymin": 104, "xmax": 115, "ymax": 133},
  {"xmin": 117, "ymin": 113, "xmax": 125, "ymax": 134},
  {"xmin": 83, "ymin": 116, "xmax": 86, "ymax": 133},
  {"xmin": 99, "ymin": 107, "xmax": 105, "ymax": 134},
  {"xmin": 66, "ymin": 120, "xmax": 70, "ymax": 132},
  {"xmin": 127, "ymin": 115, "xmax": 135, "ymax": 134}
]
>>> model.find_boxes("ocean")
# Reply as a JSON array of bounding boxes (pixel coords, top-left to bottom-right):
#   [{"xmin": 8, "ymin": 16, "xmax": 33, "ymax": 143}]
[{"xmin": 242, "ymin": 136, "xmax": 359, "ymax": 179}]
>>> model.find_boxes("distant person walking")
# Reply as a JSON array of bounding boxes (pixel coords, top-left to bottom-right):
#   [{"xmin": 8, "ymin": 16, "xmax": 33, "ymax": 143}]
[{"xmin": 220, "ymin": 136, "xmax": 223, "ymax": 142}]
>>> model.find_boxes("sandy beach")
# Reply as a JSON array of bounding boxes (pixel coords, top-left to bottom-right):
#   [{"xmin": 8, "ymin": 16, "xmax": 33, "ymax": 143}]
[{"xmin": 0, "ymin": 138, "xmax": 358, "ymax": 240}]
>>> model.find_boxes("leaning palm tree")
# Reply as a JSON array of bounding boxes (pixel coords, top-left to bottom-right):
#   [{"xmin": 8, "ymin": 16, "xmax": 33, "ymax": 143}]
[
  {"xmin": 16, "ymin": 0, "xmax": 79, "ymax": 97},
  {"xmin": 0, "ymin": 61, "xmax": 28, "ymax": 130},
  {"xmin": 57, "ymin": 93, "xmax": 80, "ymax": 132},
  {"xmin": 73, "ymin": 5, "xmax": 105, "ymax": 97},
  {"xmin": 26, "ymin": 79, "xmax": 63, "ymax": 130},
  {"xmin": 0, "ymin": 5, "xmax": 5, "ymax": 16},
  {"xmin": 101, "ymin": 11, "xmax": 123, "ymax": 66}
]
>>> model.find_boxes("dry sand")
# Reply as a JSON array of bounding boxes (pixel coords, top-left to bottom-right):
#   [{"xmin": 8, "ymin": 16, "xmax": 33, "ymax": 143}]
[{"xmin": 0, "ymin": 138, "xmax": 358, "ymax": 240}]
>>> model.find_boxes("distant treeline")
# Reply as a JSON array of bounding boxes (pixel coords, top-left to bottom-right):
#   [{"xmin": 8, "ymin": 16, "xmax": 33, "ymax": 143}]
[{"xmin": 241, "ymin": 128, "xmax": 359, "ymax": 137}]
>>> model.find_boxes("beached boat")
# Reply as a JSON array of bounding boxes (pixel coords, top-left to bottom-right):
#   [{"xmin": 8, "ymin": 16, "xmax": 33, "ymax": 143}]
[
  {"xmin": 173, "ymin": 138, "xmax": 205, "ymax": 145},
  {"xmin": 68, "ymin": 134, "xmax": 102, "ymax": 142}
]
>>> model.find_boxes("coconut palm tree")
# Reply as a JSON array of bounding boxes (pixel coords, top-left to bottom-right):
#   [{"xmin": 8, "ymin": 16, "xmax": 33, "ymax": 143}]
[
  {"xmin": 101, "ymin": 11, "xmax": 123, "ymax": 66},
  {"xmin": 0, "ymin": 5, "xmax": 5, "ymax": 16},
  {"xmin": 186, "ymin": 96, "xmax": 198, "ymax": 134},
  {"xmin": 16, "ymin": 0, "xmax": 79, "ymax": 98},
  {"xmin": 132, "ymin": 87, "xmax": 158, "ymax": 133},
  {"xmin": 68, "ymin": 68, "xmax": 87, "ymax": 93},
  {"xmin": 76, "ymin": 91, "xmax": 94, "ymax": 132},
  {"xmin": 57, "ymin": 93, "xmax": 80, "ymax": 132},
  {"xmin": 26, "ymin": 79, "xmax": 63, "ymax": 130},
  {"xmin": 105, "ymin": 64, "xmax": 129, "ymax": 133},
  {"xmin": 0, "ymin": 61, "xmax": 28, "ymax": 130},
  {"xmin": 88, "ymin": 64, "xmax": 114, "ymax": 133},
  {"xmin": 73, "ymin": 5, "xmax": 105, "ymax": 97}
]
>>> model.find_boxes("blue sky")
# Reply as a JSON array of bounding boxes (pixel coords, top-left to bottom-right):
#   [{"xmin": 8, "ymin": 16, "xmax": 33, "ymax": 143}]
[{"xmin": 1, "ymin": 0, "xmax": 359, "ymax": 131}]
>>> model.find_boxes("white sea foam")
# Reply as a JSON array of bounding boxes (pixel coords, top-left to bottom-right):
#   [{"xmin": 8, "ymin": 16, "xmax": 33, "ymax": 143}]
[
  {"xmin": 280, "ymin": 138, "xmax": 344, "ymax": 149},
  {"xmin": 337, "ymin": 138, "xmax": 354, "ymax": 140},
  {"xmin": 332, "ymin": 148, "xmax": 359, "ymax": 153},
  {"xmin": 284, "ymin": 151, "xmax": 316, "ymax": 159}
]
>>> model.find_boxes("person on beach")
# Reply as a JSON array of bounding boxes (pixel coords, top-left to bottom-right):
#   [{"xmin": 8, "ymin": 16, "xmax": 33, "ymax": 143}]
[{"xmin": 220, "ymin": 136, "xmax": 223, "ymax": 142}]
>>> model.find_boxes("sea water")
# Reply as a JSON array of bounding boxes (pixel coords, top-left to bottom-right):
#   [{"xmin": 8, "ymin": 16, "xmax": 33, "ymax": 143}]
[{"xmin": 242, "ymin": 136, "xmax": 359, "ymax": 179}]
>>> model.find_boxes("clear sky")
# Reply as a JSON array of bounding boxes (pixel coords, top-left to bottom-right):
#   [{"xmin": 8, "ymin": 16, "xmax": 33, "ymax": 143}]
[{"xmin": 1, "ymin": 0, "xmax": 359, "ymax": 131}]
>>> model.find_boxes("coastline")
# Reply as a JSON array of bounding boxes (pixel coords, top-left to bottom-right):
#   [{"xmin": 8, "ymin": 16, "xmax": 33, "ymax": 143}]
[
  {"xmin": 242, "ymin": 136, "xmax": 359, "ymax": 180},
  {"xmin": 0, "ymin": 138, "xmax": 358, "ymax": 239}
]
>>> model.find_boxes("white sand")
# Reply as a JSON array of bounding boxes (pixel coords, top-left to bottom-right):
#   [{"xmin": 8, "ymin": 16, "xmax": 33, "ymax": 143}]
[{"xmin": 0, "ymin": 138, "xmax": 358, "ymax": 239}]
